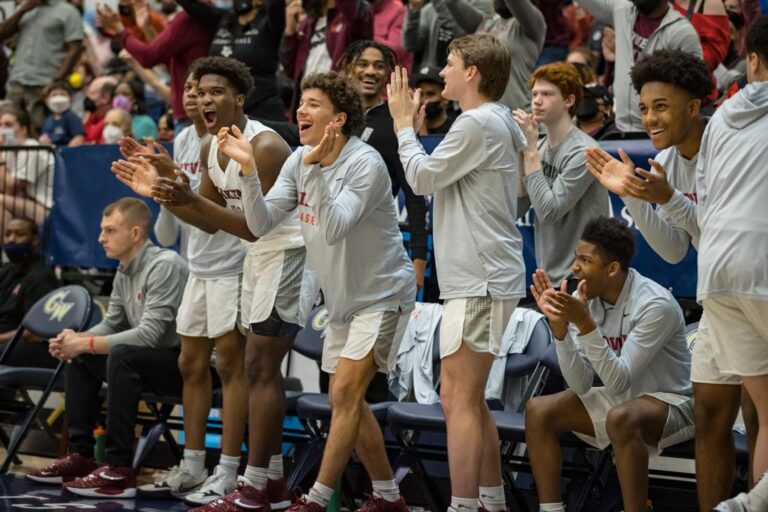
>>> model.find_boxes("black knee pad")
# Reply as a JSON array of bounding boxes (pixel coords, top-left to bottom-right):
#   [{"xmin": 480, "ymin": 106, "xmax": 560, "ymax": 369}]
[{"xmin": 250, "ymin": 307, "xmax": 301, "ymax": 338}]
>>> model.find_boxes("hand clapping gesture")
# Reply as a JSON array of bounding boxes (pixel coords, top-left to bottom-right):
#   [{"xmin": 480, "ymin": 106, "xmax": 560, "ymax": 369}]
[
  {"xmin": 387, "ymin": 66, "xmax": 425, "ymax": 134},
  {"xmin": 303, "ymin": 122, "xmax": 341, "ymax": 166},
  {"xmin": 217, "ymin": 125, "xmax": 257, "ymax": 175},
  {"xmin": 111, "ymin": 157, "xmax": 160, "ymax": 198}
]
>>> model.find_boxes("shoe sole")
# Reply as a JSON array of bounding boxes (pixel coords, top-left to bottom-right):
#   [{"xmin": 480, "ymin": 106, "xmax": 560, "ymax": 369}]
[
  {"xmin": 26, "ymin": 474, "xmax": 66, "ymax": 484},
  {"xmin": 183, "ymin": 495, "xmax": 226, "ymax": 507},
  {"xmin": 65, "ymin": 486, "xmax": 137, "ymax": 498},
  {"xmin": 272, "ymin": 499, "xmax": 291, "ymax": 511}
]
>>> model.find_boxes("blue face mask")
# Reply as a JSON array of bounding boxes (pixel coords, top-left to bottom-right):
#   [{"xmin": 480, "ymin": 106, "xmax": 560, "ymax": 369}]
[{"xmin": 2, "ymin": 242, "xmax": 34, "ymax": 264}]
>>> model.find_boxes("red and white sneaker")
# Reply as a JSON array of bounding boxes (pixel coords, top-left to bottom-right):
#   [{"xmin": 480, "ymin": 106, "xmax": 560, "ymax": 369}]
[
  {"xmin": 26, "ymin": 453, "xmax": 99, "ymax": 484},
  {"xmin": 355, "ymin": 494, "xmax": 409, "ymax": 512},
  {"xmin": 285, "ymin": 495, "xmax": 326, "ymax": 512},
  {"xmin": 63, "ymin": 465, "xmax": 137, "ymax": 498}
]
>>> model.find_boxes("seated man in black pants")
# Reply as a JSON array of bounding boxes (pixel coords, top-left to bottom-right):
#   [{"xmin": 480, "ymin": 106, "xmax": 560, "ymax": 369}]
[
  {"xmin": 26, "ymin": 197, "xmax": 188, "ymax": 499},
  {"xmin": 0, "ymin": 216, "xmax": 60, "ymax": 368}
]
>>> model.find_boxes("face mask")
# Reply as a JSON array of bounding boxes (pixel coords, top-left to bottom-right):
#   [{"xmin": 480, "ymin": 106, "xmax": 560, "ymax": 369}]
[
  {"xmin": 424, "ymin": 101, "xmax": 444, "ymax": 120},
  {"xmin": 576, "ymin": 96, "xmax": 600, "ymax": 122},
  {"xmin": 2, "ymin": 242, "xmax": 34, "ymax": 264},
  {"xmin": 84, "ymin": 96, "xmax": 97, "ymax": 112},
  {"xmin": 630, "ymin": 0, "xmax": 663, "ymax": 16},
  {"xmin": 118, "ymin": 3, "xmax": 132, "ymax": 16},
  {"xmin": 47, "ymin": 94, "xmax": 71, "ymax": 114},
  {"xmin": 233, "ymin": 0, "xmax": 254, "ymax": 15},
  {"xmin": 103, "ymin": 125, "xmax": 124, "ymax": 144},
  {"xmin": 112, "ymin": 95, "xmax": 133, "ymax": 111},
  {"xmin": 727, "ymin": 9, "xmax": 745, "ymax": 29},
  {"xmin": 1, "ymin": 128, "xmax": 17, "ymax": 145}
]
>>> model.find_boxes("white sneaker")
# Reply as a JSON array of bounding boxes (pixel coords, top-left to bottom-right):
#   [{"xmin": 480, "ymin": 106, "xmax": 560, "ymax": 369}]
[
  {"xmin": 183, "ymin": 465, "xmax": 237, "ymax": 506},
  {"xmin": 138, "ymin": 463, "xmax": 208, "ymax": 499},
  {"xmin": 713, "ymin": 493, "xmax": 752, "ymax": 512}
]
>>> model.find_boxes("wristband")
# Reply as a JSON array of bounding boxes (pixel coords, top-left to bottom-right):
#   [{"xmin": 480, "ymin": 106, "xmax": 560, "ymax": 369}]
[{"xmin": 88, "ymin": 336, "xmax": 96, "ymax": 355}]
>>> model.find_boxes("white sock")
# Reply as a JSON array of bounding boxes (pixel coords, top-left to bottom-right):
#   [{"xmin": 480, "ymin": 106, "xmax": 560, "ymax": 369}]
[
  {"xmin": 243, "ymin": 465, "xmax": 268, "ymax": 490},
  {"xmin": 539, "ymin": 502, "xmax": 566, "ymax": 512},
  {"xmin": 268, "ymin": 454, "xmax": 283, "ymax": 480},
  {"xmin": 306, "ymin": 481, "xmax": 334, "ymax": 508},
  {"xmin": 372, "ymin": 479, "xmax": 400, "ymax": 502},
  {"xmin": 478, "ymin": 485, "xmax": 506, "ymax": 512},
  {"xmin": 451, "ymin": 496, "xmax": 479, "ymax": 512},
  {"xmin": 183, "ymin": 449, "xmax": 206, "ymax": 476},
  {"xmin": 218, "ymin": 454, "xmax": 240, "ymax": 478},
  {"xmin": 748, "ymin": 472, "xmax": 768, "ymax": 509}
]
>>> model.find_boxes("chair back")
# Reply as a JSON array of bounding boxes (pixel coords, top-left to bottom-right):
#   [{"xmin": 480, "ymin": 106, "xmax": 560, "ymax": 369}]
[
  {"xmin": 21, "ymin": 285, "xmax": 93, "ymax": 338},
  {"xmin": 504, "ymin": 317, "xmax": 553, "ymax": 378},
  {"xmin": 292, "ymin": 305, "xmax": 327, "ymax": 362}
]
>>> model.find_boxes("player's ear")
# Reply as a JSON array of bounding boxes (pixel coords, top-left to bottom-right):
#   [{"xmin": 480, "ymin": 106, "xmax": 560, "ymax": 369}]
[
  {"xmin": 607, "ymin": 260, "xmax": 621, "ymax": 278},
  {"xmin": 335, "ymin": 111, "xmax": 347, "ymax": 130},
  {"xmin": 235, "ymin": 93, "xmax": 245, "ymax": 109}
]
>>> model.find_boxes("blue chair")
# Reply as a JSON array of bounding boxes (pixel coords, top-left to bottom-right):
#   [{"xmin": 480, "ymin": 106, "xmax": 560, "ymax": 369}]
[{"xmin": 0, "ymin": 285, "xmax": 94, "ymax": 473}]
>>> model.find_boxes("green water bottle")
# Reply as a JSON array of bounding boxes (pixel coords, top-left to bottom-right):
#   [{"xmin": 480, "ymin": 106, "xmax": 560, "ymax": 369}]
[
  {"xmin": 94, "ymin": 426, "xmax": 107, "ymax": 462},
  {"xmin": 327, "ymin": 482, "xmax": 341, "ymax": 512}
]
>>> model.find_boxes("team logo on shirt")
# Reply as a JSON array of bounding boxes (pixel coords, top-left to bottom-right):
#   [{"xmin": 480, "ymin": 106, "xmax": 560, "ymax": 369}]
[
  {"xmin": 311, "ymin": 307, "xmax": 329, "ymax": 331},
  {"xmin": 604, "ymin": 335, "xmax": 627, "ymax": 352}
]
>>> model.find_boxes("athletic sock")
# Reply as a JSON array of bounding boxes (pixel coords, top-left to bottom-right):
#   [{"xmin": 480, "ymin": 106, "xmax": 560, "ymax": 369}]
[
  {"xmin": 450, "ymin": 496, "xmax": 479, "ymax": 512},
  {"xmin": 748, "ymin": 472, "xmax": 768, "ymax": 510},
  {"xmin": 372, "ymin": 479, "xmax": 400, "ymax": 502},
  {"xmin": 306, "ymin": 481, "xmax": 334, "ymax": 508},
  {"xmin": 218, "ymin": 454, "xmax": 241, "ymax": 479},
  {"xmin": 243, "ymin": 465, "xmax": 269, "ymax": 490},
  {"xmin": 268, "ymin": 454, "xmax": 284, "ymax": 481},
  {"xmin": 539, "ymin": 502, "xmax": 566, "ymax": 512},
  {"xmin": 478, "ymin": 485, "xmax": 506, "ymax": 512},
  {"xmin": 183, "ymin": 449, "xmax": 206, "ymax": 476}
]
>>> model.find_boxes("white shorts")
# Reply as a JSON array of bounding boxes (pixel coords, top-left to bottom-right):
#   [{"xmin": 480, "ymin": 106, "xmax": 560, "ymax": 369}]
[
  {"xmin": 690, "ymin": 313, "xmax": 741, "ymax": 385},
  {"xmin": 176, "ymin": 274, "xmax": 241, "ymax": 338},
  {"xmin": 703, "ymin": 296, "xmax": 768, "ymax": 377},
  {"xmin": 573, "ymin": 387, "xmax": 695, "ymax": 453},
  {"xmin": 241, "ymin": 247, "xmax": 306, "ymax": 331},
  {"xmin": 439, "ymin": 297, "xmax": 519, "ymax": 358},
  {"xmin": 322, "ymin": 308, "xmax": 411, "ymax": 375}
]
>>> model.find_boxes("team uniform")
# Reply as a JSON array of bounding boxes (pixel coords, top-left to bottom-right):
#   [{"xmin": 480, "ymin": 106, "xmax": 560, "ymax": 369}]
[
  {"xmin": 556, "ymin": 269, "xmax": 694, "ymax": 451},
  {"xmin": 240, "ymin": 136, "xmax": 415, "ymax": 374},
  {"xmin": 154, "ymin": 125, "xmax": 246, "ymax": 339},
  {"xmin": 396, "ymin": 102, "xmax": 527, "ymax": 357},
  {"xmin": 523, "ymin": 127, "xmax": 610, "ymax": 286},
  {"xmin": 695, "ymin": 82, "xmax": 768, "ymax": 377},
  {"xmin": 206, "ymin": 120, "xmax": 307, "ymax": 335}
]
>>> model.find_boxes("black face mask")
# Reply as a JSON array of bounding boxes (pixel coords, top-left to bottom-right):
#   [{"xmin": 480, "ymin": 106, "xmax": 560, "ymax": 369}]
[
  {"xmin": 84, "ymin": 97, "xmax": 97, "ymax": 112},
  {"xmin": 576, "ymin": 96, "xmax": 600, "ymax": 123},
  {"xmin": 493, "ymin": 0, "xmax": 512, "ymax": 19},
  {"xmin": 630, "ymin": 0, "xmax": 664, "ymax": 16},
  {"xmin": 727, "ymin": 9, "xmax": 745, "ymax": 29},
  {"xmin": 302, "ymin": 0, "xmax": 323, "ymax": 18},
  {"xmin": 118, "ymin": 3, "xmax": 132, "ymax": 16},
  {"xmin": 233, "ymin": 0, "xmax": 254, "ymax": 15},
  {"xmin": 161, "ymin": 3, "xmax": 177, "ymax": 14},
  {"xmin": 2, "ymin": 242, "xmax": 35, "ymax": 264},
  {"xmin": 424, "ymin": 101, "xmax": 445, "ymax": 121}
]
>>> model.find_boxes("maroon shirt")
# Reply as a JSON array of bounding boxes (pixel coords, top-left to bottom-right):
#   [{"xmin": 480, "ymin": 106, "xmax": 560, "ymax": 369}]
[{"xmin": 632, "ymin": 14, "xmax": 664, "ymax": 60}]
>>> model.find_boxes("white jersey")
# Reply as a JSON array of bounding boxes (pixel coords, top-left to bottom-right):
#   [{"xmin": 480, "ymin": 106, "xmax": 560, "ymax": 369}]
[{"xmin": 207, "ymin": 119, "xmax": 304, "ymax": 255}]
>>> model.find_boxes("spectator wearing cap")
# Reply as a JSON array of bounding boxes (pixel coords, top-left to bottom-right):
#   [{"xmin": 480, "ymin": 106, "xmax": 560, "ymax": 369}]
[
  {"xmin": 576, "ymin": 85, "xmax": 618, "ymax": 140},
  {"xmin": 0, "ymin": 0, "xmax": 84, "ymax": 132},
  {"xmin": 411, "ymin": 65, "xmax": 454, "ymax": 135}
]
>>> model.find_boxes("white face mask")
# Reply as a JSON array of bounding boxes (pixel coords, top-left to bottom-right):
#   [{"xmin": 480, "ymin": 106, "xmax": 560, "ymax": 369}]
[
  {"xmin": 102, "ymin": 125, "xmax": 124, "ymax": 144},
  {"xmin": 46, "ymin": 95, "xmax": 72, "ymax": 115},
  {"xmin": 1, "ymin": 127, "xmax": 17, "ymax": 145}
]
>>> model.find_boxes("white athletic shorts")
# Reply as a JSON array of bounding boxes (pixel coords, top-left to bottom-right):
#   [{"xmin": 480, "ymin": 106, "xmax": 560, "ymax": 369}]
[
  {"xmin": 176, "ymin": 274, "xmax": 241, "ymax": 338},
  {"xmin": 241, "ymin": 247, "xmax": 306, "ymax": 331},
  {"xmin": 573, "ymin": 387, "xmax": 695, "ymax": 453},
  {"xmin": 690, "ymin": 313, "xmax": 741, "ymax": 385},
  {"xmin": 322, "ymin": 308, "xmax": 411, "ymax": 375},
  {"xmin": 703, "ymin": 296, "xmax": 768, "ymax": 377},
  {"xmin": 439, "ymin": 296, "xmax": 519, "ymax": 358}
]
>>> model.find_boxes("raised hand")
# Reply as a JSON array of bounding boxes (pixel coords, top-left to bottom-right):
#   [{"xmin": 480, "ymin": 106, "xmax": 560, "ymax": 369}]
[
  {"xmin": 549, "ymin": 280, "xmax": 596, "ymax": 336},
  {"xmin": 133, "ymin": 0, "xmax": 151, "ymax": 29},
  {"xmin": 151, "ymin": 174, "xmax": 194, "ymax": 207},
  {"xmin": 96, "ymin": 3, "xmax": 124, "ymax": 34},
  {"xmin": 118, "ymin": 136, "xmax": 150, "ymax": 159},
  {"xmin": 629, "ymin": 159, "xmax": 675, "ymax": 205},
  {"xmin": 387, "ymin": 66, "xmax": 425, "ymax": 134},
  {"xmin": 217, "ymin": 125, "xmax": 257, "ymax": 174},
  {"xmin": 530, "ymin": 269, "xmax": 568, "ymax": 341},
  {"xmin": 111, "ymin": 157, "xmax": 160, "ymax": 198},
  {"xmin": 513, "ymin": 109, "xmax": 539, "ymax": 149},
  {"xmin": 584, "ymin": 147, "xmax": 643, "ymax": 197},
  {"xmin": 139, "ymin": 141, "xmax": 178, "ymax": 179},
  {"xmin": 304, "ymin": 122, "xmax": 340, "ymax": 166}
]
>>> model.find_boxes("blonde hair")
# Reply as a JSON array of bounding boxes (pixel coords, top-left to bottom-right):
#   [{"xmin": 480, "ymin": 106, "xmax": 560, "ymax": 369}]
[{"xmin": 447, "ymin": 34, "xmax": 511, "ymax": 101}]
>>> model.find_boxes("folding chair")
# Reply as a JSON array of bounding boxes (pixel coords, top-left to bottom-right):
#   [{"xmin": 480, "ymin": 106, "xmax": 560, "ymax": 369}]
[{"xmin": 0, "ymin": 285, "xmax": 93, "ymax": 473}]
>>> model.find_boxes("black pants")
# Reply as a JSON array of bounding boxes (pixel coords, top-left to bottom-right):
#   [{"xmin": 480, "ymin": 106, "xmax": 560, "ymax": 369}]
[{"xmin": 65, "ymin": 344, "xmax": 183, "ymax": 467}]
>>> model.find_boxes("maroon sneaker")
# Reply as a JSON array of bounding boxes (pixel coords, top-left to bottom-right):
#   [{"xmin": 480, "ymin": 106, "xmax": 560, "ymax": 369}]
[
  {"xmin": 63, "ymin": 465, "xmax": 137, "ymax": 498},
  {"xmin": 355, "ymin": 494, "xmax": 408, "ymax": 512},
  {"xmin": 286, "ymin": 495, "xmax": 326, "ymax": 512},
  {"xmin": 266, "ymin": 478, "xmax": 292, "ymax": 510},
  {"xmin": 26, "ymin": 453, "xmax": 99, "ymax": 484},
  {"xmin": 188, "ymin": 477, "xmax": 250, "ymax": 512}
]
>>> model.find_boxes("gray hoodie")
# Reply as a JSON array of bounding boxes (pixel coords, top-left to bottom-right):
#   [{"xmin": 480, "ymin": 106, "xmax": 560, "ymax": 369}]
[
  {"xmin": 240, "ymin": 137, "xmax": 416, "ymax": 328},
  {"xmin": 579, "ymin": 0, "xmax": 702, "ymax": 132},
  {"xmin": 696, "ymin": 82, "xmax": 768, "ymax": 301}
]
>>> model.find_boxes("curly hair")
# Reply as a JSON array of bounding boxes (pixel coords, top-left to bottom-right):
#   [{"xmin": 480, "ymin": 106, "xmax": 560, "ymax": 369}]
[
  {"xmin": 581, "ymin": 216, "xmax": 635, "ymax": 272},
  {"xmin": 194, "ymin": 56, "xmax": 254, "ymax": 96},
  {"xmin": 337, "ymin": 40, "xmax": 398, "ymax": 75},
  {"xmin": 300, "ymin": 72, "xmax": 365, "ymax": 136},
  {"xmin": 630, "ymin": 49, "xmax": 713, "ymax": 99},
  {"xmin": 528, "ymin": 62, "xmax": 584, "ymax": 115}
]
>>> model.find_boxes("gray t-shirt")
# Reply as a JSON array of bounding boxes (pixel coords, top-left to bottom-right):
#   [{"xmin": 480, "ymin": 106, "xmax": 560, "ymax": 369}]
[{"xmin": 523, "ymin": 127, "xmax": 610, "ymax": 286}]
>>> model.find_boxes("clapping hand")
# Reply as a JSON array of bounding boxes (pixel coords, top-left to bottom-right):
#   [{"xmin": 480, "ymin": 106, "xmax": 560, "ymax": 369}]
[
  {"xmin": 530, "ymin": 269, "xmax": 569, "ymax": 341},
  {"xmin": 387, "ymin": 66, "xmax": 425, "ymax": 134},
  {"xmin": 96, "ymin": 3, "xmax": 124, "ymax": 35},
  {"xmin": 627, "ymin": 159, "xmax": 675, "ymax": 205},
  {"xmin": 584, "ymin": 147, "xmax": 642, "ymax": 197},
  {"xmin": 303, "ymin": 122, "xmax": 341, "ymax": 166},
  {"xmin": 547, "ymin": 280, "xmax": 596, "ymax": 336},
  {"xmin": 513, "ymin": 109, "xmax": 539, "ymax": 149},
  {"xmin": 111, "ymin": 157, "xmax": 160, "ymax": 198},
  {"xmin": 151, "ymin": 173, "xmax": 194, "ymax": 207},
  {"xmin": 217, "ymin": 125, "xmax": 257, "ymax": 175}
]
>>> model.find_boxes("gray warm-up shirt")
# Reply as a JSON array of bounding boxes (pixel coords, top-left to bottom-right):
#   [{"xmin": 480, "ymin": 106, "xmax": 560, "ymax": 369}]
[
  {"xmin": 240, "ymin": 137, "xmax": 415, "ymax": 329},
  {"xmin": 557, "ymin": 268, "xmax": 692, "ymax": 402},
  {"xmin": 523, "ymin": 127, "xmax": 610, "ymax": 285},
  {"xmin": 397, "ymin": 102, "xmax": 527, "ymax": 300},
  {"xmin": 90, "ymin": 241, "xmax": 188, "ymax": 350}
]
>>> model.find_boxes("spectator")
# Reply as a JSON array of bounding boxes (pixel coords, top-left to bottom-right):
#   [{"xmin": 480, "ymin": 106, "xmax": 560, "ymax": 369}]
[
  {"xmin": 410, "ymin": 65, "xmax": 454, "ymax": 134},
  {"xmin": 536, "ymin": 0, "xmax": 572, "ymax": 65},
  {"xmin": 571, "ymin": 61, "xmax": 599, "ymax": 86},
  {"xmin": 673, "ymin": 0, "xmax": 730, "ymax": 72},
  {"xmin": 96, "ymin": 1, "xmax": 213, "ymax": 133},
  {"xmin": 567, "ymin": 47, "xmax": 599, "ymax": 73},
  {"xmin": 0, "ymin": 217, "xmax": 60, "ymax": 369},
  {"xmin": 0, "ymin": 0, "xmax": 84, "ymax": 132},
  {"xmin": 402, "ymin": 0, "xmax": 493, "ymax": 75},
  {"xmin": 159, "ymin": 0, "xmax": 180, "ymax": 19},
  {"xmin": 281, "ymin": 0, "xmax": 374, "ymax": 113},
  {"xmin": 83, "ymin": 76, "xmax": 118, "ymax": 144},
  {"xmin": 157, "ymin": 112, "xmax": 175, "ymax": 141},
  {"xmin": 103, "ymin": 109, "xmax": 133, "ymax": 144},
  {"xmin": 578, "ymin": 0, "xmax": 703, "ymax": 133},
  {"xmin": 27, "ymin": 198, "xmax": 188, "ymax": 498},
  {"xmin": 372, "ymin": 0, "xmax": 413, "ymax": 71},
  {"xmin": 0, "ymin": 109, "xmax": 55, "ymax": 232},
  {"xmin": 114, "ymin": 79, "xmax": 158, "ymax": 139},
  {"xmin": 117, "ymin": 0, "xmax": 168, "ymax": 42},
  {"xmin": 564, "ymin": 1, "xmax": 596, "ymax": 49},
  {"xmin": 40, "ymin": 82, "xmax": 86, "ymax": 148},
  {"xmin": 175, "ymin": 0, "xmax": 288, "ymax": 121},
  {"xmin": 439, "ymin": 0, "xmax": 546, "ymax": 110},
  {"xmin": 576, "ymin": 84, "xmax": 617, "ymax": 138}
]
